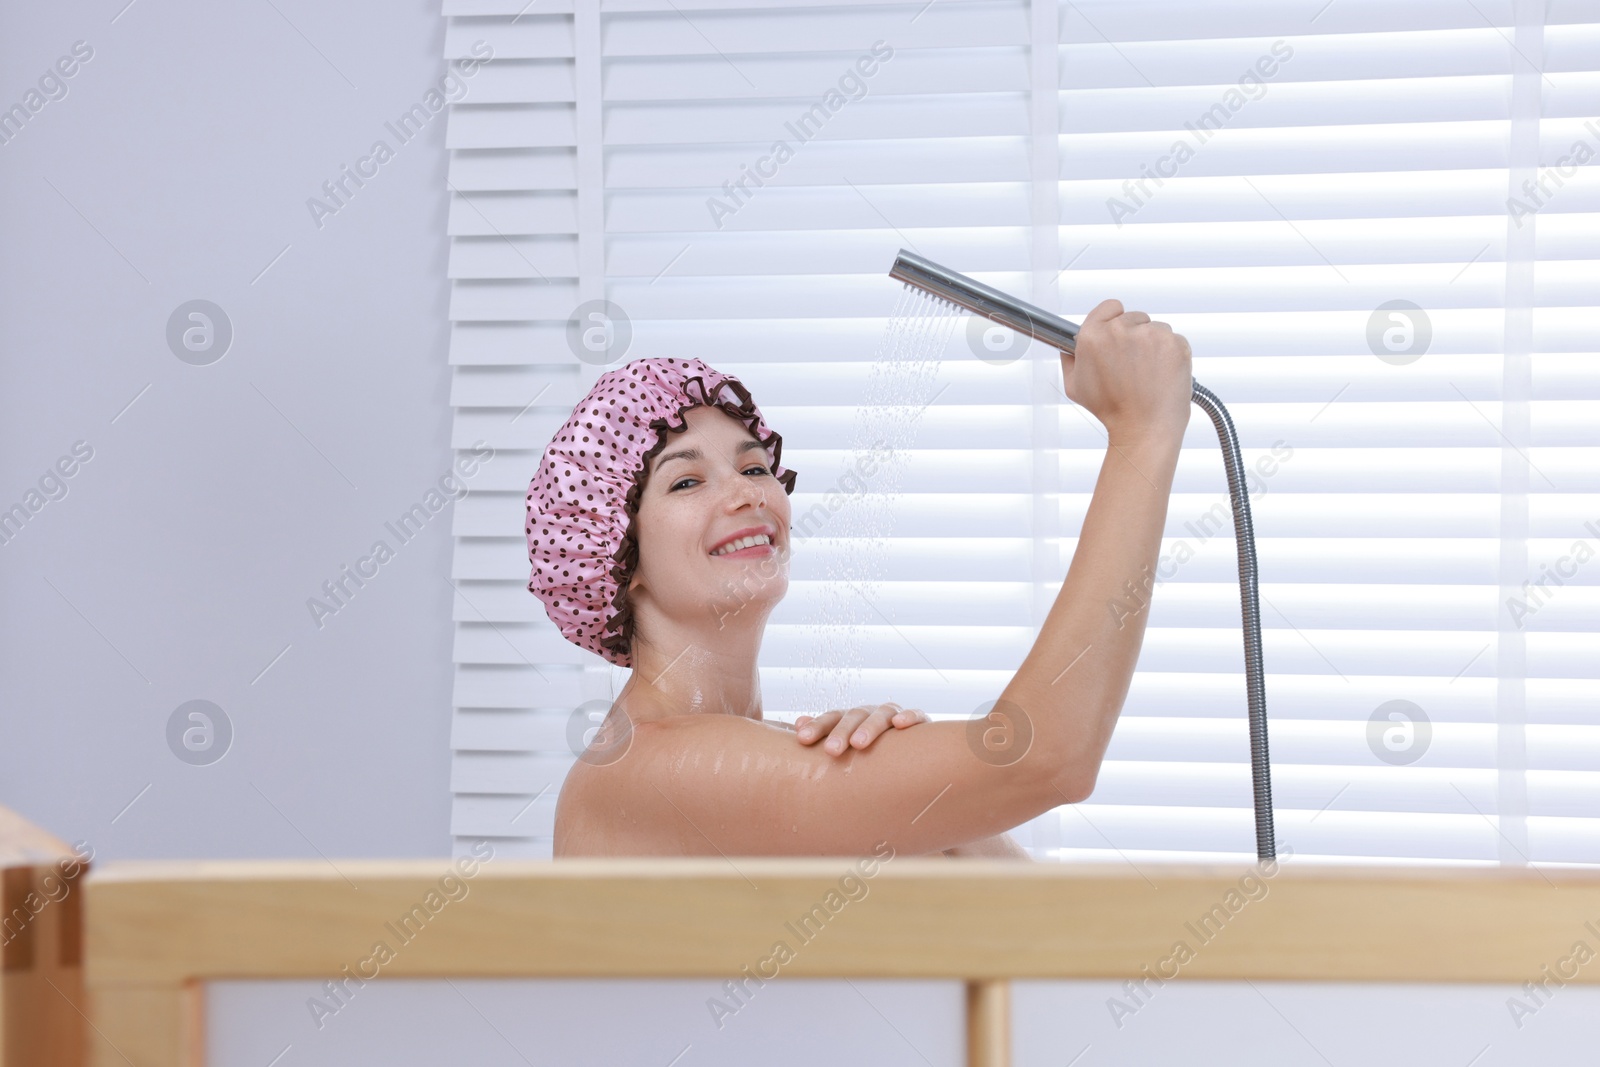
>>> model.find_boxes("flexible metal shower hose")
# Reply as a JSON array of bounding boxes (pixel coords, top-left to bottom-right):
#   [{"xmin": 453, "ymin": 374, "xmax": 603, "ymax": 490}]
[{"xmin": 1191, "ymin": 381, "xmax": 1277, "ymax": 861}]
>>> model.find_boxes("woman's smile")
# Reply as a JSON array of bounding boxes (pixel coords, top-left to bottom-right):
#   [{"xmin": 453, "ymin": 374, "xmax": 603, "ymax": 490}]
[
  {"xmin": 716, "ymin": 534, "xmax": 777, "ymax": 559},
  {"xmin": 708, "ymin": 527, "xmax": 776, "ymax": 557},
  {"xmin": 710, "ymin": 540, "xmax": 776, "ymax": 560}
]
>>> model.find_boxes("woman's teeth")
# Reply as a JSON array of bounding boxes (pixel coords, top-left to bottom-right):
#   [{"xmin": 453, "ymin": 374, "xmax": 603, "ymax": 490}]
[{"xmin": 711, "ymin": 534, "xmax": 772, "ymax": 556}]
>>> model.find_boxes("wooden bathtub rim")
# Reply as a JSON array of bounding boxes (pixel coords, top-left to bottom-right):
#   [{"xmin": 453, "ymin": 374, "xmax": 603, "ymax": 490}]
[{"xmin": 82, "ymin": 858, "xmax": 1600, "ymax": 986}]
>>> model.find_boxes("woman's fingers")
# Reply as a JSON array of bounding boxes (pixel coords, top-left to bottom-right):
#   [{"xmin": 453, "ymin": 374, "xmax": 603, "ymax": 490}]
[
  {"xmin": 836, "ymin": 704, "xmax": 919, "ymax": 754},
  {"xmin": 1084, "ymin": 297, "xmax": 1124, "ymax": 323},
  {"xmin": 890, "ymin": 706, "xmax": 930, "ymax": 728},
  {"xmin": 830, "ymin": 705, "xmax": 882, "ymax": 753},
  {"xmin": 1066, "ymin": 298, "xmax": 1192, "ymax": 441},
  {"xmin": 795, "ymin": 710, "xmax": 840, "ymax": 744},
  {"xmin": 795, "ymin": 704, "xmax": 929, "ymax": 756}
]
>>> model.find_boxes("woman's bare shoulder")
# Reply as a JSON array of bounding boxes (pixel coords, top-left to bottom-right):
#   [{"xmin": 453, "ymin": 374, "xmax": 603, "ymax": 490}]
[
  {"xmin": 553, "ymin": 714, "xmax": 845, "ymax": 857},
  {"xmin": 554, "ymin": 714, "xmax": 745, "ymax": 856},
  {"xmin": 553, "ymin": 758, "xmax": 632, "ymax": 857}
]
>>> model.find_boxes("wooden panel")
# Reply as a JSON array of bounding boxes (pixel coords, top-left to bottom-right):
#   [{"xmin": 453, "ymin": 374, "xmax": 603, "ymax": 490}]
[
  {"xmin": 0, "ymin": 806, "xmax": 77, "ymax": 869},
  {"xmin": 85, "ymin": 856, "xmax": 1600, "ymax": 984},
  {"xmin": 87, "ymin": 983, "xmax": 201, "ymax": 1067},
  {"xmin": 1, "ymin": 807, "xmax": 89, "ymax": 1067},
  {"xmin": 966, "ymin": 979, "xmax": 1010, "ymax": 1067}
]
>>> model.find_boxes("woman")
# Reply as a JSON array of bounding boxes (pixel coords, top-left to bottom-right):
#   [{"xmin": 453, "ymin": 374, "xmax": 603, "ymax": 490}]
[{"xmin": 528, "ymin": 299, "xmax": 1191, "ymax": 859}]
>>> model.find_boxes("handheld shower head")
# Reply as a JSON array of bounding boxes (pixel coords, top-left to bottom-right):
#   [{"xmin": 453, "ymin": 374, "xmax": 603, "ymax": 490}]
[
  {"xmin": 888, "ymin": 249, "xmax": 1081, "ymax": 355},
  {"xmin": 887, "ymin": 248, "xmax": 1277, "ymax": 862}
]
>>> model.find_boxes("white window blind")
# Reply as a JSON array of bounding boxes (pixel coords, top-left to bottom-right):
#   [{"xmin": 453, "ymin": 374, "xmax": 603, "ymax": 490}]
[
  {"xmin": 440, "ymin": 0, "xmax": 1600, "ymax": 867},
  {"xmin": 1523, "ymin": 3, "xmax": 1599, "ymax": 868}
]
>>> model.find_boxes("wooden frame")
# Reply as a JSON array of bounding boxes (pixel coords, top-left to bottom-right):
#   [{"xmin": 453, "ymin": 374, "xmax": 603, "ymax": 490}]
[
  {"xmin": 60, "ymin": 855, "xmax": 1600, "ymax": 1067},
  {"xmin": 1, "ymin": 808, "xmax": 88, "ymax": 1067}
]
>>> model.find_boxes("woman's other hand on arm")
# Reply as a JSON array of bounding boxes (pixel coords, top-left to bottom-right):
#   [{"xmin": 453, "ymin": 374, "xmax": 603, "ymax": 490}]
[
  {"xmin": 789, "ymin": 708, "xmax": 1029, "ymax": 859},
  {"xmin": 790, "ymin": 703, "xmax": 930, "ymax": 756}
]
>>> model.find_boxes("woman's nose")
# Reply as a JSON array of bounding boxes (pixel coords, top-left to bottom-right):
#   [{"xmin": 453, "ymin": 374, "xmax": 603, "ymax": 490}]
[{"xmin": 727, "ymin": 470, "xmax": 766, "ymax": 508}]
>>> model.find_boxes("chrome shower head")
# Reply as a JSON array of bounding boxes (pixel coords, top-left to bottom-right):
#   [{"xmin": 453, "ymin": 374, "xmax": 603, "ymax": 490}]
[{"xmin": 888, "ymin": 248, "xmax": 1080, "ymax": 355}]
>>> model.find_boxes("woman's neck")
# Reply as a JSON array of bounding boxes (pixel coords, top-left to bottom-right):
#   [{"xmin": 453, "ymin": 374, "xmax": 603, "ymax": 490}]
[{"xmin": 614, "ymin": 641, "xmax": 764, "ymax": 726}]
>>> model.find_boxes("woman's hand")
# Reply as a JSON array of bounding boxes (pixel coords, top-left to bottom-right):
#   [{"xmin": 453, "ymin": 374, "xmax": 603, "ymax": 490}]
[
  {"xmin": 1061, "ymin": 298, "xmax": 1192, "ymax": 447},
  {"xmin": 793, "ymin": 703, "xmax": 929, "ymax": 756}
]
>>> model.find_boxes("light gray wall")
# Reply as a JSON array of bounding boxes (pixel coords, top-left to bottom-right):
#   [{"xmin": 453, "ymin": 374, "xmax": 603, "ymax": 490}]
[{"xmin": 0, "ymin": 1, "xmax": 455, "ymax": 859}]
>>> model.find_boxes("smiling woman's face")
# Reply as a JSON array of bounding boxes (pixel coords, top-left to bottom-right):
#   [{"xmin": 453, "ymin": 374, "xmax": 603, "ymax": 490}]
[{"xmin": 626, "ymin": 405, "xmax": 791, "ymax": 647}]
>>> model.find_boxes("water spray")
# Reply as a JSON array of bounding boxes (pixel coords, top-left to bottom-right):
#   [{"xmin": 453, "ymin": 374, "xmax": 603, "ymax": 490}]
[{"xmin": 888, "ymin": 248, "xmax": 1276, "ymax": 861}]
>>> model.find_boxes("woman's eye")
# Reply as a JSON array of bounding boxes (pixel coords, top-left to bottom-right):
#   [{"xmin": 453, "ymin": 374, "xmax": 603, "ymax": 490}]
[{"xmin": 669, "ymin": 466, "xmax": 769, "ymax": 492}]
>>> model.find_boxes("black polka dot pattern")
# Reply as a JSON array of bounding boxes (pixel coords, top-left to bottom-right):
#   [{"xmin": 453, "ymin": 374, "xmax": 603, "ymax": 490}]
[{"xmin": 525, "ymin": 357, "xmax": 798, "ymax": 667}]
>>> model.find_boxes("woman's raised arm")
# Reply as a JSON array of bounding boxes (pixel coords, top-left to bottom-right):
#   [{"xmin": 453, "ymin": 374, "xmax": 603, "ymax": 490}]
[{"xmin": 999, "ymin": 297, "xmax": 1191, "ymax": 802}]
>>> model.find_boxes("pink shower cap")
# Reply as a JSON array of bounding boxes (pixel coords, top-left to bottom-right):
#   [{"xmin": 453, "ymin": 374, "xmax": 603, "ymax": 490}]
[{"xmin": 525, "ymin": 357, "xmax": 798, "ymax": 667}]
